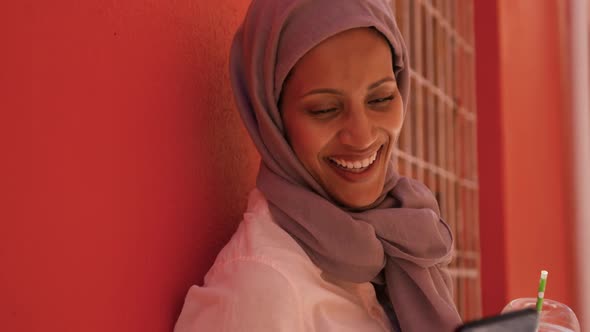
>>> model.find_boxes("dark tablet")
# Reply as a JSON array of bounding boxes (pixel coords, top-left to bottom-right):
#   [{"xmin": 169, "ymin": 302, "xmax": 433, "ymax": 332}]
[{"xmin": 456, "ymin": 308, "xmax": 538, "ymax": 332}]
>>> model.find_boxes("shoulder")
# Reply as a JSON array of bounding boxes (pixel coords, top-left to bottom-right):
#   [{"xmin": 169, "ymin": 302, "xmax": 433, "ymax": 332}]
[
  {"xmin": 208, "ymin": 188, "xmax": 316, "ymax": 280},
  {"xmin": 175, "ymin": 258, "xmax": 305, "ymax": 332},
  {"xmin": 175, "ymin": 189, "xmax": 318, "ymax": 331}
]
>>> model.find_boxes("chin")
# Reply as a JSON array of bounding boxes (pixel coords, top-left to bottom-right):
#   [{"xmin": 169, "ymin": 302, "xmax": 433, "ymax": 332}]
[{"xmin": 334, "ymin": 190, "xmax": 380, "ymax": 210}]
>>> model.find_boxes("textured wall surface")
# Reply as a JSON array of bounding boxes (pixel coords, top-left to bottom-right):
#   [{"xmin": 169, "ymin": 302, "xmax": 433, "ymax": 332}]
[{"xmin": 4, "ymin": 1, "xmax": 259, "ymax": 331}]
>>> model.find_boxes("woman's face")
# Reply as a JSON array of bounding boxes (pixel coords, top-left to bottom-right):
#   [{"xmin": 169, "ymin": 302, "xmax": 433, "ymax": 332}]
[{"xmin": 280, "ymin": 28, "xmax": 404, "ymax": 209}]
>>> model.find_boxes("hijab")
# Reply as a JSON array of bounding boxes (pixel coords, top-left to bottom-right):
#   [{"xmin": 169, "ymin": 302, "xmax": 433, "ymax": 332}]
[{"xmin": 229, "ymin": 0, "xmax": 462, "ymax": 330}]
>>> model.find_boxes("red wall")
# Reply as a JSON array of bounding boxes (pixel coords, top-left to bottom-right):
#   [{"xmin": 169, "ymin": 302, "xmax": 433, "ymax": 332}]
[
  {"xmin": 4, "ymin": 1, "xmax": 259, "ymax": 331},
  {"xmin": 475, "ymin": 0, "xmax": 575, "ymax": 316}
]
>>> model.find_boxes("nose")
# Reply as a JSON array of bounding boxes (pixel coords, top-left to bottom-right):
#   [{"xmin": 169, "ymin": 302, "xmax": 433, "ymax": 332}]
[{"xmin": 337, "ymin": 105, "xmax": 376, "ymax": 150}]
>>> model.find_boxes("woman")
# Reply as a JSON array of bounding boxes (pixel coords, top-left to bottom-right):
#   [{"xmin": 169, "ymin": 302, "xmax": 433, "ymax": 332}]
[{"xmin": 175, "ymin": 0, "xmax": 462, "ymax": 331}]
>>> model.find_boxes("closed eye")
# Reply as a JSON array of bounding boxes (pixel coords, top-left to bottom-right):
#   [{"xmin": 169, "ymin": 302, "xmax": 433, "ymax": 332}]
[
  {"xmin": 368, "ymin": 95, "xmax": 394, "ymax": 105},
  {"xmin": 309, "ymin": 108, "xmax": 337, "ymax": 115}
]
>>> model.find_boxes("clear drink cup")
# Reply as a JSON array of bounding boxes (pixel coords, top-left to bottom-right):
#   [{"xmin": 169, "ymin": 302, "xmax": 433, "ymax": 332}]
[{"xmin": 501, "ymin": 298, "xmax": 580, "ymax": 332}]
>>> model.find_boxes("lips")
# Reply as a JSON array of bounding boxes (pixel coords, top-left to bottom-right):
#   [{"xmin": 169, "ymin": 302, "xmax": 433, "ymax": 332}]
[
  {"xmin": 328, "ymin": 150, "xmax": 378, "ymax": 170},
  {"xmin": 326, "ymin": 145, "xmax": 383, "ymax": 181}
]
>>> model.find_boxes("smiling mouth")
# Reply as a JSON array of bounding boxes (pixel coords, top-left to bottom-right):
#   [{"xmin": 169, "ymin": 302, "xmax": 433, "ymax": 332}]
[{"xmin": 327, "ymin": 145, "xmax": 383, "ymax": 173}]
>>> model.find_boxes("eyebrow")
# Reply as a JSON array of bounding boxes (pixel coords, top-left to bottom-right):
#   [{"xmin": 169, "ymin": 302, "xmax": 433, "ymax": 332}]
[{"xmin": 301, "ymin": 76, "xmax": 396, "ymax": 98}]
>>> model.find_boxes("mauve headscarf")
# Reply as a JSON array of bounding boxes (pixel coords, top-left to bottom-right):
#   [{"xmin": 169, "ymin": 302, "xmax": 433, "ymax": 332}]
[{"xmin": 229, "ymin": 0, "xmax": 462, "ymax": 330}]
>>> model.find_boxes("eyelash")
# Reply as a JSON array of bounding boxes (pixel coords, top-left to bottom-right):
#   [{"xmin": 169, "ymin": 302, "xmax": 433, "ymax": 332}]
[
  {"xmin": 311, "ymin": 108, "xmax": 337, "ymax": 115},
  {"xmin": 368, "ymin": 94, "xmax": 395, "ymax": 105},
  {"xmin": 310, "ymin": 94, "xmax": 395, "ymax": 115}
]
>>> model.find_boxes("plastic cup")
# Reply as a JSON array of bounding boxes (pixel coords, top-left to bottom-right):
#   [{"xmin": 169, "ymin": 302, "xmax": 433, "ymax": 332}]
[{"xmin": 502, "ymin": 298, "xmax": 580, "ymax": 332}]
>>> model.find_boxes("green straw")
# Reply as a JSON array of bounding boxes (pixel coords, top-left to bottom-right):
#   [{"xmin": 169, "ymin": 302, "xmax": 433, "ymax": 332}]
[{"xmin": 536, "ymin": 270, "xmax": 548, "ymax": 313}]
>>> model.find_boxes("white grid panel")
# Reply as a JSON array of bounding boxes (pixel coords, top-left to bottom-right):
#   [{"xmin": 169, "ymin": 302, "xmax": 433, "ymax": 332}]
[{"xmin": 392, "ymin": 0, "xmax": 481, "ymax": 320}]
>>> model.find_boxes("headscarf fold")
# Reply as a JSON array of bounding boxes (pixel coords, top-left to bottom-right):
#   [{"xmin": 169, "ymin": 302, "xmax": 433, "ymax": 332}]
[{"xmin": 230, "ymin": 0, "xmax": 462, "ymax": 330}]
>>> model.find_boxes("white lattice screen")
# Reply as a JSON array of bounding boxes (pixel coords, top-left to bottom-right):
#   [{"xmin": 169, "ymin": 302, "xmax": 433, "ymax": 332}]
[{"xmin": 392, "ymin": 0, "xmax": 481, "ymax": 320}]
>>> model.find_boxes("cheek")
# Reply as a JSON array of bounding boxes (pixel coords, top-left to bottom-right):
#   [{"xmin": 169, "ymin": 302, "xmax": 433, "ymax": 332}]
[
  {"xmin": 284, "ymin": 116, "xmax": 331, "ymax": 171},
  {"xmin": 288, "ymin": 123, "xmax": 325, "ymax": 165},
  {"xmin": 383, "ymin": 104, "xmax": 404, "ymax": 136},
  {"xmin": 391, "ymin": 113, "xmax": 404, "ymax": 134}
]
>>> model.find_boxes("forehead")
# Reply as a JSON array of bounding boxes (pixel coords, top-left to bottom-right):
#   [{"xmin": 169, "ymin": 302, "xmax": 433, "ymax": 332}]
[{"xmin": 285, "ymin": 28, "xmax": 394, "ymax": 91}]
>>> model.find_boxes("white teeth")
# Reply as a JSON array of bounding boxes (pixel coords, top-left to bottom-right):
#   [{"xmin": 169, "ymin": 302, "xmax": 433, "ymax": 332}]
[{"xmin": 329, "ymin": 150, "xmax": 379, "ymax": 169}]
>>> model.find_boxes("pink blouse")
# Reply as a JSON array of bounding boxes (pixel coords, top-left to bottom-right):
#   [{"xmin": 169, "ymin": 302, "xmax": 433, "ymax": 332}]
[{"xmin": 174, "ymin": 189, "xmax": 393, "ymax": 332}]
